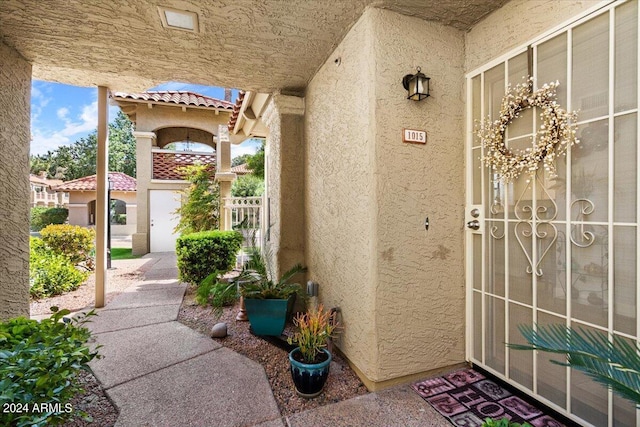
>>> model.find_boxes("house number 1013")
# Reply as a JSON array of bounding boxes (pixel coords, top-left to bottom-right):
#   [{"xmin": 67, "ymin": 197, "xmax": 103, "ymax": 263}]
[{"xmin": 403, "ymin": 128, "xmax": 427, "ymax": 144}]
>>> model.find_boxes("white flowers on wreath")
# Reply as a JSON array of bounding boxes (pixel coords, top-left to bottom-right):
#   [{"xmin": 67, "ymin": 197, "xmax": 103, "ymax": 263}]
[{"xmin": 476, "ymin": 77, "xmax": 579, "ymax": 182}]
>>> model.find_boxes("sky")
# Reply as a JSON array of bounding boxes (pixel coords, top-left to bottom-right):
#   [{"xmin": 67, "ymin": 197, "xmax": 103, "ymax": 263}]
[{"xmin": 30, "ymin": 80, "xmax": 262, "ymax": 159}]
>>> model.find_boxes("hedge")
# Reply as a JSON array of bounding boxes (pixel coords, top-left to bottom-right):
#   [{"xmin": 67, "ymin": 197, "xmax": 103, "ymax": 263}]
[
  {"xmin": 39, "ymin": 224, "xmax": 95, "ymax": 269},
  {"xmin": 30, "ymin": 207, "xmax": 68, "ymax": 232},
  {"xmin": 29, "ymin": 237, "xmax": 89, "ymax": 299},
  {"xmin": 176, "ymin": 230, "xmax": 243, "ymax": 285}
]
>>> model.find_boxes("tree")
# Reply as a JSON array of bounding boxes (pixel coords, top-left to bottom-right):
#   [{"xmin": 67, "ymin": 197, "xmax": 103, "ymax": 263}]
[
  {"xmin": 232, "ymin": 154, "xmax": 252, "ymax": 167},
  {"xmin": 174, "ymin": 164, "xmax": 220, "ymax": 234},
  {"xmin": 231, "ymin": 174, "xmax": 264, "ymax": 197},
  {"xmin": 30, "ymin": 111, "xmax": 136, "ymax": 180},
  {"xmin": 107, "ymin": 111, "xmax": 136, "ymax": 177},
  {"xmin": 247, "ymin": 140, "xmax": 265, "ymax": 178}
]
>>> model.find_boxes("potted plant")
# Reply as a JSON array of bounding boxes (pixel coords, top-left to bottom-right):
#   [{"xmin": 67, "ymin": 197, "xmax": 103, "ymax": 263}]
[
  {"xmin": 235, "ymin": 245, "xmax": 306, "ymax": 336},
  {"xmin": 287, "ymin": 304, "xmax": 338, "ymax": 398}
]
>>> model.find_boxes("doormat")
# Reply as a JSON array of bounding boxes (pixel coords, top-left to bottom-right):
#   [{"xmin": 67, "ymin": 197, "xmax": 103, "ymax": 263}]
[{"xmin": 411, "ymin": 368, "xmax": 565, "ymax": 427}]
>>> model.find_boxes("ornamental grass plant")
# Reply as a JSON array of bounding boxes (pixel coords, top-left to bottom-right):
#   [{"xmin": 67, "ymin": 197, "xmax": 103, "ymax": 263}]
[{"xmin": 287, "ymin": 304, "xmax": 338, "ymax": 364}]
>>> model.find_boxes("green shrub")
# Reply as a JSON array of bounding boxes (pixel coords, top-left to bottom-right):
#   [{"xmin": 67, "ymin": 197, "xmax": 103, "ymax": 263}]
[
  {"xmin": 40, "ymin": 224, "xmax": 95, "ymax": 269},
  {"xmin": 231, "ymin": 174, "xmax": 264, "ymax": 197},
  {"xmin": 29, "ymin": 238, "xmax": 89, "ymax": 299},
  {"xmin": 113, "ymin": 213, "xmax": 126, "ymax": 225},
  {"xmin": 196, "ymin": 272, "xmax": 237, "ymax": 310},
  {"xmin": 30, "ymin": 207, "xmax": 68, "ymax": 231},
  {"xmin": 176, "ymin": 230, "xmax": 243, "ymax": 285},
  {"xmin": 0, "ymin": 307, "xmax": 101, "ymax": 426},
  {"xmin": 174, "ymin": 164, "xmax": 220, "ymax": 234}
]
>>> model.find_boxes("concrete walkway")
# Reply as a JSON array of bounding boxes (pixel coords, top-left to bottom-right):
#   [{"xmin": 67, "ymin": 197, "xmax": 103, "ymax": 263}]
[{"xmin": 87, "ymin": 252, "xmax": 450, "ymax": 427}]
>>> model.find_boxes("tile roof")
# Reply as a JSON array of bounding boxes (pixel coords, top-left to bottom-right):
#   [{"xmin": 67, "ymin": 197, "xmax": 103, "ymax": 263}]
[
  {"xmin": 53, "ymin": 172, "xmax": 136, "ymax": 192},
  {"xmin": 29, "ymin": 174, "xmax": 63, "ymax": 187},
  {"xmin": 111, "ymin": 91, "xmax": 234, "ymax": 110},
  {"xmin": 228, "ymin": 90, "xmax": 246, "ymax": 131},
  {"xmin": 231, "ymin": 163, "xmax": 252, "ymax": 175}
]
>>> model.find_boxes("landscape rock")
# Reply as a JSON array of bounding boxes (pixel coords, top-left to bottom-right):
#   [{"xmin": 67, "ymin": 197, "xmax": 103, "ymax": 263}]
[{"xmin": 211, "ymin": 322, "xmax": 228, "ymax": 338}]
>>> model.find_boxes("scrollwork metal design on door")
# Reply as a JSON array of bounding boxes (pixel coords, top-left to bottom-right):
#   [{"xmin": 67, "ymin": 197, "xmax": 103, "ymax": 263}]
[
  {"xmin": 570, "ymin": 199, "xmax": 596, "ymax": 248},
  {"xmin": 513, "ymin": 175, "xmax": 558, "ymax": 276}
]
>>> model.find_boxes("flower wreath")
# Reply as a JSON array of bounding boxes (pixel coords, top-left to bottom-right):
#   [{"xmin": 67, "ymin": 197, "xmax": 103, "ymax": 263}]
[{"xmin": 476, "ymin": 78, "xmax": 579, "ymax": 182}]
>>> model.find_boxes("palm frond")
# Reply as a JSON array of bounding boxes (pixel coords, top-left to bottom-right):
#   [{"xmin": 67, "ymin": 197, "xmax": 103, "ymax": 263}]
[
  {"xmin": 510, "ymin": 324, "xmax": 640, "ymax": 406},
  {"xmin": 278, "ymin": 263, "xmax": 306, "ymax": 285}
]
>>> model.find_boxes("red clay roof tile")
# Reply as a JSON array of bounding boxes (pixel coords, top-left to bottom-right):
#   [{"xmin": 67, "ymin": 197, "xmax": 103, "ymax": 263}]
[
  {"xmin": 111, "ymin": 91, "xmax": 234, "ymax": 110},
  {"xmin": 228, "ymin": 90, "xmax": 246, "ymax": 131},
  {"xmin": 53, "ymin": 172, "xmax": 136, "ymax": 192}
]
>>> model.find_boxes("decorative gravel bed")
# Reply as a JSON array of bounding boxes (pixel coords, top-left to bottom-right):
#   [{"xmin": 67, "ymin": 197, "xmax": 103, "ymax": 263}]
[
  {"xmin": 178, "ymin": 286, "xmax": 369, "ymax": 416},
  {"xmin": 30, "ymin": 257, "xmax": 150, "ymax": 316},
  {"xmin": 62, "ymin": 370, "xmax": 119, "ymax": 427},
  {"xmin": 29, "ymin": 258, "xmax": 147, "ymax": 426}
]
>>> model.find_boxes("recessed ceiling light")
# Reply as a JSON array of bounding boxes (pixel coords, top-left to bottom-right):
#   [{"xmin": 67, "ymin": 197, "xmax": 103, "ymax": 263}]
[{"xmin": 158, "ymin": 6, "xmax": 199, "ymax": 32}]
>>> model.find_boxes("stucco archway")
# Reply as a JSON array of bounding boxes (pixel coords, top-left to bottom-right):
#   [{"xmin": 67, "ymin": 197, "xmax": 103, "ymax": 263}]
[{"xmin": 112, "ymin": 91, "xmax": 236, "ymax": 255}]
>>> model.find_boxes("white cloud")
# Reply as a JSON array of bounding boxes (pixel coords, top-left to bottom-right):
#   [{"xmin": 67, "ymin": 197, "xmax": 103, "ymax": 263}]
[
  {"xmin": 30, "ymin": 84, "xmax": 52, "ymax": 125},
  {"xmin": 59, "ymin": 101, "xmax": 98, "ymax": 137},
  {"xmin": 30, "ymin": 130, "xmax": 70, "ymax": 156},
  {"xmin": 31, "ymin": 101, "xmax": 98, "ymax": 155},
  {"xmin": 57, "ymin": 107, "xmax": 69, "ymax": 119},
  {"xmin": 31, "ymin": 103, "xmax": 127, "ymax": 156},
  {"xmin": 231, "ymin": 140, "xmax": 261, "ymax": 159},
  {"xmin": 31, "ymin": 85, "xmax": 42, "ymax": 99}
]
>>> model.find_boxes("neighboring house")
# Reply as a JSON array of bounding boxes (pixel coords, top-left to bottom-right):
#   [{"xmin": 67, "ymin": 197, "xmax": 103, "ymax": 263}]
[
  {"xmin": 230, "ymin": 163, "xmax": 252, "ymax": 176},
  {"xmin": 110, "ymin": 91, "xmax": 235, "ymax": 253},
  {"xmin": 1, "ymin": 2, "xmax": 636, "ymax": 426},
  {"xmin": 53, "ymin": 172, "xmax": 137, "ymax": 237},
  {"xmin": 29, "ymin": 172, "xmax": 68, "ymax": 207}
]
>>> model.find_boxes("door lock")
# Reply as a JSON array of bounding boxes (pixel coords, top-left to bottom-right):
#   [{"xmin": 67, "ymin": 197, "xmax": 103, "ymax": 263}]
[{"xmin": 466, "ymin": 220, "xmax": 480, "ymax": 230}]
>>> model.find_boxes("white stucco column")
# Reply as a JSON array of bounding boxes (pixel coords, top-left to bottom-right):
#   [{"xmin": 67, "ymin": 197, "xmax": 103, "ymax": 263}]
[
  {"xmin": 261, "ymin": 94, "xmax": 305, "ymax": 278},
  {"xmin": 215, "ymin": 125, "xmax": 236, "ymax": 231},
  {"xmin": 131, "ymin": 131, "xmax": 156, "ymax": 255},
  {"xmin": 95, "ymin": 86, "xmax": 109, "ymax": 308}
]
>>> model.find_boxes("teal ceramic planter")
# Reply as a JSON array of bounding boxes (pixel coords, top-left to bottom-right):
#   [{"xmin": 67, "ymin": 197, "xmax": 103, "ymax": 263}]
[
  {"xmin": 244, "ymin": 296, "xmax": 294, "ymax": 336},
  {"xmin": 289, "ymin": 348, "xmax": 332, "ymax": 398}
]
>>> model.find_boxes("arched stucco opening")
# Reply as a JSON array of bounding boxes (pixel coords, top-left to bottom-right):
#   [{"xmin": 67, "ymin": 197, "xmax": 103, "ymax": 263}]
[
  {"xmin": 89, "ymin": 199, "xmax": 128, "ymax": 225},
  {"xmin": 155, "ymin": 127, "xmax": 215, "ymax": 150},
  {"xmin": 88, "ymin": 200, "xmax": 96, "ymax": 225},
  {"xmin": 111, "ymin": 199, "xmax": 127, "ymax": 225}
]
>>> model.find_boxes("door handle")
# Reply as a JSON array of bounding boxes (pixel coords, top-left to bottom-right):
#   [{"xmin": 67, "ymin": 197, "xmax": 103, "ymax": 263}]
[{"xmin": 466, "ymin": 220, "xmax": 480, "ymax": 230}]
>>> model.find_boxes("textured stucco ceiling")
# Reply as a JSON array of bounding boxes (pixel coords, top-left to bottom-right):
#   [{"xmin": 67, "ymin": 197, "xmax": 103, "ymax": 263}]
[{"xmin": 0, "ymin": 0, "xmax": 506, "ymax": 93}]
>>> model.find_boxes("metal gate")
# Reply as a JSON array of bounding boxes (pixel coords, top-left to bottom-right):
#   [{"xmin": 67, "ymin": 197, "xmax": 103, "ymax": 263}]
[{"xmin": 466, "ymin": 2, "xmax": 639, "ymax": 425}]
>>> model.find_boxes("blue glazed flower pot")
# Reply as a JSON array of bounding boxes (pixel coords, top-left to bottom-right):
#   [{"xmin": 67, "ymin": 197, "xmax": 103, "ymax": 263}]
[
  {"xmin": 244, "ymin": 296, "xmax": 292, "ymax": 336},
  {"xmin": 289, "ymin": 347, "xmax": 332, "ymax": 398}
]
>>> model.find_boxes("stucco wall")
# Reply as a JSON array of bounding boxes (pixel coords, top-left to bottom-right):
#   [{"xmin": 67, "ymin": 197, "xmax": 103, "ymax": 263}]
[
  {"xmin": 134, "ymin": 105, "xmax": 230, "ymax": 142},
  {"xmin": 0, "ymin": 41, "xmax": 31, "ymax": 320},
  {"xmin": 371, "ymin": 9, "xmax": 466, "ymax": 382},
  {"xmin": 263, "ymin": 95, "xmax": 306, "ymax": 279},
  {"xmin": 305, "ymin": 7, "xmax": 468, "ymax": 386},
  {"xmin": 465, "ymin": 0, "xmax": 602, "ymax": 73},
  {"xmin": 305, "ymin": 11, "xmax": 379, "ymax": 381},
  {"xmin": 67, "ymin": 191, "xmax": 136, "ymax": 230}
]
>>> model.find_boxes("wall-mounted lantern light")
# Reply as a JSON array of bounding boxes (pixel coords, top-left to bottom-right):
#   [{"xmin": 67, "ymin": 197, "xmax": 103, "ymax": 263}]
[{"xmin": 402, "ymin": 67, "xmax": 430, "ymax": 101}]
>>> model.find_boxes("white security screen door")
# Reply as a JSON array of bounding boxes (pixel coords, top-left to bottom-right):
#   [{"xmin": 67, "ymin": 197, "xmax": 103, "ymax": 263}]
[
  {"xmin": 149, "ymin": 190, "xmax": 181, "ymax": 252},
  {"xmin": 466, "ymin": 1, "xmax": 639, "ymax": 426}
]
